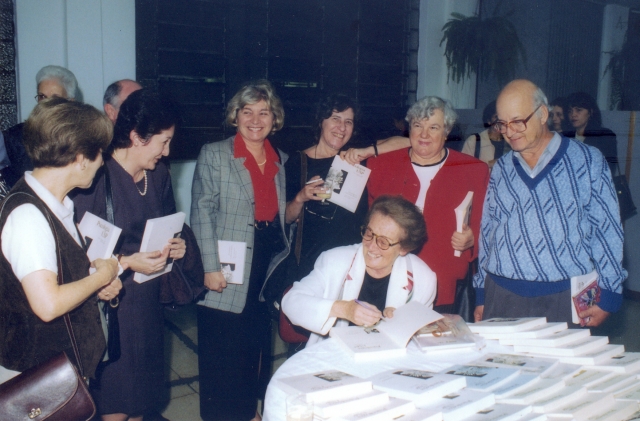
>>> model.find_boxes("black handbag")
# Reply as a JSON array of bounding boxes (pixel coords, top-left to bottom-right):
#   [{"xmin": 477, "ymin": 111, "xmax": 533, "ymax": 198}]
[
  {"xmin": 613, "ymin": 163, "xmax": 637, "ymax": 222},
  {"xmin": 159, "ymin": 223, "xmax": 207, "ymax": 308},
  {"xmin": 453, "ymin": 261, "xmax": 477, "ymax": 323},
  {"xmin": 0, "ymin": 192, "xmax": 97, "ymax": 420}
]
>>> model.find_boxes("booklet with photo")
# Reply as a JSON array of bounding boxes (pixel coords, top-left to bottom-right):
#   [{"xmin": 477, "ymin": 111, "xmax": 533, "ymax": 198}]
[
  {"xmin": 217, "ymin": 240, "xmax": 246, "ymax": 285},
  {"xmin": 369, "ymin": 368, "xmax": 466, "ymax": 406},
  {"xmin": 133, "ymin": 212, "xmax": 185, "ymax": 283},
  {"xmin": 276, "ymin": 370, "xmax": 372, "ymax": 403},
  {"xmin": 591, "ymin": 352, "xmax": 640, "ymax": 374},
  {"xmin": 77, "ymin": 211, "xmax": 122, "ymax": 274},
  {"xmin": 570, "ymin": 270, "xmax": 600, "ymax": 326},
  {"xmin": 473, "ymin": 353, "xmax": 559, "ymax": 376},
  {"xmin": 478, "ymin": 322, "xmax": 567, "ymax": 340},
  {"xmin": 464, "ymin": 403, "xmax": 533, "ymax": 421},
  {"xmin": 329, "ymin": 302, "xmax": 442, "ymax": 361},
  {"xmin": 468, "ymin": 317, "xmax": 547, "ymax": 334},
  {"xmin": 454, "ymin": 191, "xmax": 473, "ymax": 257},
  {"xmin": 417, "ymin": 389, "xmax": 496, "ymax": 421},
  {"xmin": 442, "ymin": 365, "xmax": 520, "ymax": 392},
  {"xmin": 313, "ymin": 389, "xmax": 388, "ymax": 419},
  {"xmin": 498, "ymin": 328, "xmax": 590, "ymax": 347},
  {"xmin": 412, "ymin": 314, "xmax": 480, "ymax": 354},
  {"xmin": 326, "ymin": 155, "xmax": 371, "ymax": 213}
]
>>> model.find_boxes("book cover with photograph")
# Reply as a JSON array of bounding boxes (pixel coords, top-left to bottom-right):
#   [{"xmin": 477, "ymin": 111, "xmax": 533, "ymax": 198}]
[
  {"xmin": 326, "ymin": 155, "xmax": 371, "ymax": 213},
  {"xmin": 133, "ymin": 212, "xmax": 185, "ymax": 283},
  {"xmin": 77, "ymin": 211, "xmax": 122, "ymax": 274}
]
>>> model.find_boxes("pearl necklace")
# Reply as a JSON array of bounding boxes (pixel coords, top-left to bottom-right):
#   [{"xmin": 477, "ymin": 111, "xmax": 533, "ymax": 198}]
[{"xmin": 113, "ymin": 149, "xmax": 148, "ymax": 196}]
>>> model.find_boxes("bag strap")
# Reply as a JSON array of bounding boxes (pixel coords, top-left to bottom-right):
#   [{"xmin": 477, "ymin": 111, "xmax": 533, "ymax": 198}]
[
  {"xmin": 294, "ymin": 151, "xmax": 307, "ymax": 263},
  {"xmin": 2, "ymin": 191, "xmax": 86, "ymax": 377},
  {"xmin": 474, "ymin": 133, "xmax": 481, "ymax": 159},
  {"xmin": 104, "ymin": 166, "xmax": 115, "ymax": 225}
]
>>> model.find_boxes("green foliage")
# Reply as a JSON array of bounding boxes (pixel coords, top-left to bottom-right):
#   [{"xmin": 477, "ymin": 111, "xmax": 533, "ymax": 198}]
[{"xmin": 440, "ymin": 11, "xmax": 526, "ymax": 85}]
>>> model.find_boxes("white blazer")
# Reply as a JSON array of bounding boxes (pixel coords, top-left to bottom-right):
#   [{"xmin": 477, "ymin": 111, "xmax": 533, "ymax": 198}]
[{"xmin": 281, "ymin": 243, "xmax": 437, "ymax": 347}]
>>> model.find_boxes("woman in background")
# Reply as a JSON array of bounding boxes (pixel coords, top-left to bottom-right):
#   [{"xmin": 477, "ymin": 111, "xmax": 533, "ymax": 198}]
[
  {"xmin": 191, "ymin": 80, "xmax": 290, "ymax": 421},
  {"xmin": 73, "ymin": 89, "xmax": 184, "ymax": 421},
  {"xmin": 565, "ymin": 91, "xmax": 618, "ymax": 173},
  {"xmin": 549, "ymin": 97, "xmax": 570, "ymax": 134}
]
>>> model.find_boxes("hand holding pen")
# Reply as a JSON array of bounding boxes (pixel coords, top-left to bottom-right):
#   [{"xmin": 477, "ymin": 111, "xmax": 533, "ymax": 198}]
[{"xmin": 351, "ymin": 299, "xmax": 383, "ymax": 327}]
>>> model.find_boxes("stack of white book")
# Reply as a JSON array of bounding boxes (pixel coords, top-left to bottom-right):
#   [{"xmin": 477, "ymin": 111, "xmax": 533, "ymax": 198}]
[
  {"xmin": 440, "ymin": 365, "xmax": 521, "ymax": 393},
  {"xmin": 368, "ymin": 369, "xmax": 466, "ymax": 407}
]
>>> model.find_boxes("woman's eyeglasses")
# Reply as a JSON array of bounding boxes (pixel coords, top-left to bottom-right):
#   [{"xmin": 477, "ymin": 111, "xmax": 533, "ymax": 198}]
[{"xmin": 360, "ymin": 226, "xmax": 400, "ymax": 250}]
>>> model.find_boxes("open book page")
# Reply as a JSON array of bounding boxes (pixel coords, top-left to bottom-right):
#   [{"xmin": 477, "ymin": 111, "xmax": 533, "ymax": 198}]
[
  {"xmin": 133, "ymin": 212, "xmax": 185, "ymax": 283},
  {"xmin": 217, "ymin": 240, "xmax": 246, "ymax": 285},
  {"xmin": 453, "ymin": 191, "xmax": 473, "ymax": 257},
  {"xmin": 570, "ymin": 269, "xmax": 599, "ymax": 325},
  {"xmin": 326, "ymin": 155, "xmax": 371, "ymax": 213},
  {"xmin": 77, "ymin": 211, "xmax": 122, "ymax": 274}
]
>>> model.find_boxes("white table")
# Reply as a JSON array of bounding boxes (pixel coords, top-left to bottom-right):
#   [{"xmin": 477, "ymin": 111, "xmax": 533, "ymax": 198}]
[{"xmin": 263, "ymin": 338, "xmax": 509, "ymax": 421}]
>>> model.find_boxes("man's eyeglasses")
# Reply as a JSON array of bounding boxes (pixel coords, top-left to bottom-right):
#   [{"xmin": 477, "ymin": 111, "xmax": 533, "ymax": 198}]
[
  {"xmin": 360, "ymin": 226, "xmax": 401, "ymax": 250},
  {"xmin": 493, "ymin": 105, "xmax": 542, "ymax": 134}
]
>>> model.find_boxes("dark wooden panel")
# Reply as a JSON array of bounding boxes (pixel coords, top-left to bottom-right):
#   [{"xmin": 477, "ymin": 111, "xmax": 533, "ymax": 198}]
[{"xmin": 158, "ymin": 51, "xmax": 226, "ymax": 79}]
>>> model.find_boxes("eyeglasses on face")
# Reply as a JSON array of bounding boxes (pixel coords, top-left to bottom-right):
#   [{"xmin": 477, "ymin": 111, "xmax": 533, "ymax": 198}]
[
  {"xmin": 360, "ymin": 226, "xmax": 401, "ymax": 250},
  {"xmin": 493, "ymin": 104, "xmax": 542, "ymax": 134}
]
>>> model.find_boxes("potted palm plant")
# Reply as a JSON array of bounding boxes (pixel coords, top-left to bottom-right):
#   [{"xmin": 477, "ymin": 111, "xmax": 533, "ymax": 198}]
[{"xmin": 440, "ymin": 7, "xmax": 526, "ymax": 85}]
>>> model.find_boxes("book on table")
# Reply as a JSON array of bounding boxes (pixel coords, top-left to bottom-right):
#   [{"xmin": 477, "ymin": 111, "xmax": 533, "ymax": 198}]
[
  {"xmin": 477, "ymin": 322, "xmax": 567, "ymax": 340},
  {"xmin": 412, "ymin": 314, "xmax": 480, "ymax": 354},
  {"xmin": 496, "ymin": 377, "xmax": 564, "ymax": 405},
  {"xmin": 312, "ymin": 389, "xmax": 388, "ymax": 419},
  {"xmin": 442, "ymin": 365, "xmax": 520, "ymax": 392},
  {"xmin": 453, "ymin": 191, "xmax": 473, "ymax": 257},
  {"xmin": 468, "ymin": 317, "xmax": 547, "ymax": 334},
  {"xmin": 276, "ymin": 370, "xmax": 372, "ymax": 403},
  {"xmin": 331, "ymin": 397, "xmax": 415, "ymax": 421},
  {"xmin": 553, "ymin": 344, "xmax": 625, "ymax": 366},
  {"xmin": 587, "ymin": 373, "xmax": 638, "ymax": 394},
  {"xmin": 133, "ymin": 212, "xmax": 185, "ymax": 283},
  {"xmin": 329, "ymin": 302, "xmax": 442, "ymax": 362},
  {"xmin": 591, "ymin": 352, "xmax": 640, "ymax": 374},
  {"xmin": 585, "ymin": 401, "xmax": 639, "ymax": 421},
  {"xmin": 368, "ymin": 368, "xmax": 466, "ymax": 406},
  {"xmin": 547, "ymin": 391, "xmax": 614, "ymax": 419},
  {"xmin": 570, "ymin": 269, "xmax": 599, "ymax": 326},
  {"xmin": 216, "ymin": 240, "xmax": 246, "ymax": 285},
  {"xmin": 392, "ymin": 407, "xmax": 443, "ymax": 421},
  {"xmin": 491, "ymin": 374, "xmax": 539, "ymax": 400},
  {"xmin": 472, "ymin": 353, "xmax": 559, "ymax": 376},
  {"xmin": 498, "ymin": 328, "xmax": 590, "ymax": 347},
  {"xmin": 416, "ymin": 389, "xmax": 496, "ymax": 421},
  {"xmin": 513, "ymin": 335, "xmax": 609, "ymax": 357},
  {"xmin": 463, "ymin": 403, "xmax": 532, "ymax": 421},
  {"xmin": 77, "ymin": 211, "xmax": 122, "ymax": 274},
  {"xmin": 530, "ymin": 385, "xmax": 585, "ymax": 413},
  {"xmin": 564, "ymin": 368, "xmax": 616, "ymax": 389},
  {"xmin": 613, "ymin": 382, "xmax": 640, "ymax": 401},
  {"xmin": 326, "ymin": 155, "xmax": 371, "ymax": 213}
]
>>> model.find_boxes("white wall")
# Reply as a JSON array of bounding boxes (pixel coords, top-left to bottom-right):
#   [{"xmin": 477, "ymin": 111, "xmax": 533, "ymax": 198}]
[
  {"xmin": 14, "ymin": 0, "xmax": 136, "ymax": 121},
  {"xmin": 418, "ymin": 0, "xmax": 478, "ymax": 108}
]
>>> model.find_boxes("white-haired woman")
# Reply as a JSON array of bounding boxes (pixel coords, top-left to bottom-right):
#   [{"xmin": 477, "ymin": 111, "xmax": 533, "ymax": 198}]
[{"xmin": 366, "ymin": 96, "xmax": 489, "ymax": 314}]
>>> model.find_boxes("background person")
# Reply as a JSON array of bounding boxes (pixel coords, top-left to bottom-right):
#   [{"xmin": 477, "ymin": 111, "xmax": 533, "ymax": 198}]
[
  {"xmin": 73, "ymin": 89, "xmax": 184, "ymax": 421},
  {"xmin": 367, "ymin": 96, "xmax": 489, "ymax": 314},
  {"xmin": 103, "ymin": 79, "xmax": 143, "ymax": 124},
  {"xmin": 191, "ymin": 80, "xmax": 290, "ymax": 421},
  {"xmin": 282, "ymin": 195, "xmax": 436, "ymax": 346},
  {"xmin": 0, "ymin": 98, "xmax": 120, "ymax": 384},
  {"xmin": 565, "ymin": 91, "xmax": 618, "ymax": 173},
  {"xmin": 549, "ymin": 97, "xmax": 570, "ymax": 134},
  {"xmin": 2, "ymin": 65, "xmax": 80, "ymax": 189},
  {"xmin": 461, "ymin": 100, "xmax": 509, "ymax": 168}
]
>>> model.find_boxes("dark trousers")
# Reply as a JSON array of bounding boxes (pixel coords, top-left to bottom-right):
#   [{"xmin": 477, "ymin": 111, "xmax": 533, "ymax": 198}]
[
  {"xmin": 483, "ymin": 275, "xmax": 575, "ymax": 325},
  {"xmin": 198, "ymin": 222, "xmax": 280, "ymax": 421}
]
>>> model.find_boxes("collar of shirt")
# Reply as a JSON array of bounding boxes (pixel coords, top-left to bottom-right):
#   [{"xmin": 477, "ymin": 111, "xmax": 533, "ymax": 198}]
[
  {"xmin": 514, "ymin": 131, "xmax": 562, "ymax": 178},
  {"xmin": 233, "ymin": 132, "xmax": 279, "ymax": 164},
  {"xmin": 24, "ymin": 171, "xmax": 80, "ymax": 245}
]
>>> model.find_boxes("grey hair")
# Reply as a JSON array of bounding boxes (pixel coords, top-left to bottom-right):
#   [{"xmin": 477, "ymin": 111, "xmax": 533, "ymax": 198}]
[
  {"xmin": 532, "ymin": 86, "xmax": 550, "ymax": 118},
  {"xmin": 103, "ymin": 80, "xmax": 122, "ymax": 106},
  {"xmin": 35, "ymin": 65, "xmax": 78, "ymax": 99},
  {"xmin": 405, "ymin": 96, "xmax": 457, "ymax": 133},
  {"xmin": 226, "ymin": 80, "xmax": 285, "ymax": 132}
]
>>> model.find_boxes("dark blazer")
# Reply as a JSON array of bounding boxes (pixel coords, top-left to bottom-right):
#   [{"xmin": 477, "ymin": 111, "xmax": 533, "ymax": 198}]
[{"xmin": 190, "ymin": 136, "xmax": 291, "ymax": 313}]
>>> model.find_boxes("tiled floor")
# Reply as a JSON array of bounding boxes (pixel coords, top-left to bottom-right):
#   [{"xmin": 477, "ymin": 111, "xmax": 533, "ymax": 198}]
[{"xmin": 158, "ymin": 298, "xmax": 640, "ymax": 420}]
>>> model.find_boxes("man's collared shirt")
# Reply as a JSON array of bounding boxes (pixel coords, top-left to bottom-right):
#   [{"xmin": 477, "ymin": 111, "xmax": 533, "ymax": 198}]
[{"xmin": 514, "ymin": 132, "xmax": 561, "ymax": 178}]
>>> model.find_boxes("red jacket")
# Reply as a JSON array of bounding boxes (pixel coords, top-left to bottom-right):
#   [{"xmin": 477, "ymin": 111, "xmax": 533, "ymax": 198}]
[{"xmin": 367, "ymin": 148, "xmax": 489, "ymax": 305}]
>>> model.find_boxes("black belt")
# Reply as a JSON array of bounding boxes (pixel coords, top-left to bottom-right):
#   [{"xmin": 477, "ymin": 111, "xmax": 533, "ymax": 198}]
[{"xmin": 254, "ymin": 219, "xmax": 276, "ymax": 230}]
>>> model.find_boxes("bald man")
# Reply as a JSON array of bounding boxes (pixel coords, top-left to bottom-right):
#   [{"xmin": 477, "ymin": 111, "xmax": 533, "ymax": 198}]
[
  {"xmin": 103, "ymin": 79, "xmax": 142, "ymax": 124},
  {"xmin": 473, "ymin": 80, "xmax": 626, "ymax": 327}
]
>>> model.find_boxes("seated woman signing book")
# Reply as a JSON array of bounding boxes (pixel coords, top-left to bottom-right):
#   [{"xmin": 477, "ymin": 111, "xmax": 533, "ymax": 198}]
[{"xmin": 281, "ymin": 195, "xmax": 436, "ymax": 347}]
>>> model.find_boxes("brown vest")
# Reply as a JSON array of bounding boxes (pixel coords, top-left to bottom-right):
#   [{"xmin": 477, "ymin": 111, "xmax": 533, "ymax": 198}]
[{"xmin": 0, "ymin": 179, "xmax": 105, "ymax": 377}]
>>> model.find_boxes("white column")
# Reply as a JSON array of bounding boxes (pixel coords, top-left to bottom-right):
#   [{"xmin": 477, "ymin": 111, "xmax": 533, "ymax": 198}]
[
  {"xmin": 598, "ymin": 4, "xmax": 628, "ymax": 111},
  {"xmin": 418, "ymin": 0, "xmax": 478, "ymax": 108},
  {"xmin": 14, "ymin": 0, "xmax": 136, "ymax": 120}
]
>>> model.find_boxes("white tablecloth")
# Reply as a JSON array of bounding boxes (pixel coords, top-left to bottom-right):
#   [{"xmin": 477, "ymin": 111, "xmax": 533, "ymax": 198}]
[{"xmin": 263, "ymin": 338, "xmax": 511, "ymax": 421}]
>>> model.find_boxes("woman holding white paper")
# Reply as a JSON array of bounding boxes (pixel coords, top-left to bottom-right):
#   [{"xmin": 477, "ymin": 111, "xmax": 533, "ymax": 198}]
[
  {"xmin": 73, "ymin": 89, "xmax": 184, "ymax": 421},
  {"xmin": 0, "ymin": 98, "xmax": 120, "ymax": 383},
  {"xmin": 366, "ymin": 96, "xmax": 489, "ymax": 314},
  {"xmin": 276, "ymin": 94, "xmax": 368, "ymax": 305},
  {"xmin": 282, "ymin": 195, "xmax": 437, "ymax": 347},
  {"xmin": 191, "ymin": 80, "xmax": 290, "ymax": 421}
]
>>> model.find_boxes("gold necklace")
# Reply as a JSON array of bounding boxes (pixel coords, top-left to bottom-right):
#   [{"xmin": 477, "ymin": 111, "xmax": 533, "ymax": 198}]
[
  {"xmin": 113, "ymin": 149, "xmax": 148, "ymax": 196},
  {"xmin": 257, "ymin": 158, "xmax": 267, "ymax": 166}
]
